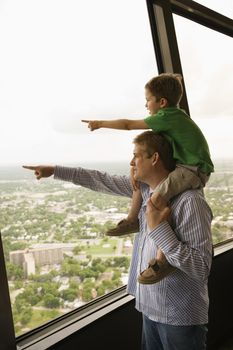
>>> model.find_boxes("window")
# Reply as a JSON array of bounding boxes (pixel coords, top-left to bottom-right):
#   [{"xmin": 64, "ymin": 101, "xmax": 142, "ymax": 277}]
[
  {"xmin": 1, "ymin": 1, "xmax": 232, "ymax": 346},
  {"xmin": 0, "ymin": 0, "xmax": 157, "ymax": 335},
  {"xmin": 173, "ymin": 13, "xmax": 233, "ymax": 244}
]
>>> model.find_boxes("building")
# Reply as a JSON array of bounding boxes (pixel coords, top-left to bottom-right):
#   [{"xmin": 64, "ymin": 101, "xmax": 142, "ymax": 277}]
[{"xmin": 10, "ymin": 247, "xmax": 63, "ymax": 277}]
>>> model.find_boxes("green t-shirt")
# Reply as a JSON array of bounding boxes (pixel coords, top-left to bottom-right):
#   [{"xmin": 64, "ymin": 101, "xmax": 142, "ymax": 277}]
[{"xmin": 144, "ymin": 107, "xmax": 214, "ymax": 174}]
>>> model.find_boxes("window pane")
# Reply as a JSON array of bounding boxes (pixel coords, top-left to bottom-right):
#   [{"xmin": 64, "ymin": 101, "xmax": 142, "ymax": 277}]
[
  {"xmin": 0, "ymin": 0, "xmax": 157, "ymax": 335},
  {"xmin": 174, "ymin": 14, "xmax": 233, "ymax": 245}
]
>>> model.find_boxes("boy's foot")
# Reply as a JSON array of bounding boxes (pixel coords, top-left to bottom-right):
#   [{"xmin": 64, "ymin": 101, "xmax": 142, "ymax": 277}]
[
  {"xmin": 106, "ymin": 219, "xmax": 139, "ymax": 236},
  {"xmin": 137, "ymin": 258, "xmax": 175, "ymax": 284}
]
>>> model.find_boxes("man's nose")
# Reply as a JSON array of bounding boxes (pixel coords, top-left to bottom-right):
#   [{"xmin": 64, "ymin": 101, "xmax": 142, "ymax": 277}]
[{"xmin": 130, "ymin": 158, "xmax": 134, "ymax": 166}]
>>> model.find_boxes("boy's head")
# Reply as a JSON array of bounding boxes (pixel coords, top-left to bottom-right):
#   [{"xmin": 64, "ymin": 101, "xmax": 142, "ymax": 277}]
[{"xmin": 145, "ymin": 73, "xmax": 183, "ymax": 114}]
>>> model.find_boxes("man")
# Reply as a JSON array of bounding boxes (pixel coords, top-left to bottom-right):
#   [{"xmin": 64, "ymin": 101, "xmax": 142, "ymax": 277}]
[{"xmin": 23, "ymin": 131, "xmax": 213, "ymax": 350}]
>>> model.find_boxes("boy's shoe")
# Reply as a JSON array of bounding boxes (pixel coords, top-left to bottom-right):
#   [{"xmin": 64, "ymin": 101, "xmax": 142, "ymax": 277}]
[
  {"xmin": 106, "ymin": 219, "xmax": 139, "ymax": 236},
  {"xmin": 137, "ymin": 258, "xmax": 175, "ymax": 284}
]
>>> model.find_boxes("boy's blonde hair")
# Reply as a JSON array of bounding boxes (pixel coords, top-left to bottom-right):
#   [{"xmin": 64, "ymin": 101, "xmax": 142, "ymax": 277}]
[{"xmin": 145, "ymin": 73, "xmax": 183, "ymax": 107}]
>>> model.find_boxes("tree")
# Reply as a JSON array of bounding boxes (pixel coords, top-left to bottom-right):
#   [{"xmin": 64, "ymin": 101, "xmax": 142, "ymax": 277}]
[
  {"xmin": 82, "ymin": 286, "xmax": 93, "ymax": 302},
  {"xmin": 73, "ymin": 245, "xmax": 83, "ymax": 255},
  {"xmin": 20, "ymin": 307, "xmax": 33, "ymax": 325},
  {"xmin": 43, "ymin": 294, "xmax": 60, "ymax": 308},
  {"xmin": 61, "ymin": 288, "xmax": 77, "ymax": 302},
  {"xmin": 6, "ymin": 262, "xmax": 24, "ymax": 280}
]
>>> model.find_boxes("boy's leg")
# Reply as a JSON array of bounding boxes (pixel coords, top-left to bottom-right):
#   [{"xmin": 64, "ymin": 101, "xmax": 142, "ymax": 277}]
[
  {"xmin": 138, "ymin": 167, "xmax": 203, "ymax": 284},
  {"xmin": 155, "ymin": 166, "xmax": 202, "ymax": 203},
  {"xmin": 138, "ymin": 193, "xmax": 175, "ymax": 284},
  {"xmin": 106, "ymin": 189, "xmax": 142, "ymax": 236},
  {"xmin": 138, "ymin": 248, "xmax": 175, "ymax": 284}
]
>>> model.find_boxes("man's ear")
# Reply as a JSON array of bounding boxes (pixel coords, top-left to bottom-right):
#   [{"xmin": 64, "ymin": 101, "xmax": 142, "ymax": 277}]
[{"xmin": 152, "ymin": 152, "xmax": 159, "ymax": 166}]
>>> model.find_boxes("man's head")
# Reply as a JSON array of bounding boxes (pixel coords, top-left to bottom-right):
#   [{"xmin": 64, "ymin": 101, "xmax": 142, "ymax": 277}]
[
  {"xmin": 130, "ymin": 131, "xmax": 176, "ymax": 186},
  {"xmin": 145, "ymin": 73, "xmax": 183, "ymax": 115}
]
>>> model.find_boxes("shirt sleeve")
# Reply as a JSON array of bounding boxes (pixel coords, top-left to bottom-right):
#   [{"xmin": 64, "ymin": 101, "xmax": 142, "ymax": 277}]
[
  {"xmin": 144, "ymin": 115, "xmax": 157, "ymax": 130},
  {"xmin": 148, "ymin": 191, "xmax": 213, "ymax": 282},
  {"xmin": 54, "ymin": 166, "xmax": 133, "ymax": 198},
  {"xmin": 144, "ymin": 111, "xmax": 166, "ymax": 132}
]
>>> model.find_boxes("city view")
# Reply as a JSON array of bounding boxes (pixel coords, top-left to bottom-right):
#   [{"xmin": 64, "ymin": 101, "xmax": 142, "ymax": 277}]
[{"xmin": 0, "ymin": 160, "xmax": 233, "ymax": 335}]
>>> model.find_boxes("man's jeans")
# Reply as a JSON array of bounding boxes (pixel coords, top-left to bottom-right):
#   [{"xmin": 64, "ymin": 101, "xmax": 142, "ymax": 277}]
[{"xmin": 142, "ymin": 314, "xmax": 208, "ymax": 350}]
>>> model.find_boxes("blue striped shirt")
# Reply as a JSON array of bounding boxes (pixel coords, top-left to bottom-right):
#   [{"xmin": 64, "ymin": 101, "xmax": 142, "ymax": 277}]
[{"xmin": 54, "ymin": 166, "xmax": 213, "ymax": 325}]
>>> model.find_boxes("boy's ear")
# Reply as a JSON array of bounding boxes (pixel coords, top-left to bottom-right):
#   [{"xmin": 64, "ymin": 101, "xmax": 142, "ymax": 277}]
[
  {"xmin": 160, "ymin": 98, "xmax": 168, "ymax": 108},
  {"xmin": 152, "ymin": 152, "xmax": 159, "ymax": 165}
]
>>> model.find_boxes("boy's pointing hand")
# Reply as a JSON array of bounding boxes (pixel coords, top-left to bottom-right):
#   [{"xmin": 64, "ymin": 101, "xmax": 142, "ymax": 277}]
[{"xmin": 82, "ymin": 120, "xmax": 101, "ymax": 131}]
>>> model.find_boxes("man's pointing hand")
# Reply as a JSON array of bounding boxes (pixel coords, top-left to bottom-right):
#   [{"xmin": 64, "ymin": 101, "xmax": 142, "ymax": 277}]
[{"xmin": 22, "ymin": 165, "xmax": 55, "ymax": 180}]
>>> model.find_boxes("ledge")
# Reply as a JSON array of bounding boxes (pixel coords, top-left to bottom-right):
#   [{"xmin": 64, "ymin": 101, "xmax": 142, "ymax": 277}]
[
  {"xmin": 213, "ymin": 239, "xmax": 233, "ymax": 256},
  {"xmin": 16, "ymin": 287, "xmax": 134, "ymax": 350}
]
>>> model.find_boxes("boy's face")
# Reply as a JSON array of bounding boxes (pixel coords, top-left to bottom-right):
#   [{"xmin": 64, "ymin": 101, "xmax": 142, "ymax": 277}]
[{"xmin": 145, "ymin": 88, "xmax": 165, "ymax": 115}]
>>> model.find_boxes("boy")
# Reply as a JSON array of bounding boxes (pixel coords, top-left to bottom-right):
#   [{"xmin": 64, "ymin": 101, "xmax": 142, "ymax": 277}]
[{"xmin": 82, "ymin": 73, "xmax": 214, "ymax": 284}]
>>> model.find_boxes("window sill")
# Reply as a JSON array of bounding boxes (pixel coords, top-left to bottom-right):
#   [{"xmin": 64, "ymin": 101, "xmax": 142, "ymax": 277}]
[
  {"xmin": 214, "ymin": 238, "xmax": 233, "ymax": 256},
  {"xmin": 16, "ymin": 287, "xmax": 134, "ymax": 350}
]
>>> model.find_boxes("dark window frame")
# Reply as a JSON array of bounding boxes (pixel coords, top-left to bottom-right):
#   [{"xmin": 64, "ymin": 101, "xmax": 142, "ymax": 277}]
[
  {"xmin": 0, "ymin": 232, "xmax": 16, "ymax": 350},
  {"xmin": 146, "ymin": 0, "xmax": 233, "ymax": 112}
]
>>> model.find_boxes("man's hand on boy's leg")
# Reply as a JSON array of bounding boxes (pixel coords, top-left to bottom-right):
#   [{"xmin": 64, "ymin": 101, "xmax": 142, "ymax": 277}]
[
  {"xmin": 150, "ymin": 192, "xmax": 167, "ymax": 210},
  {"xmin": 146, "ymin": 198, "xmax": 171, "ymax": 231}
]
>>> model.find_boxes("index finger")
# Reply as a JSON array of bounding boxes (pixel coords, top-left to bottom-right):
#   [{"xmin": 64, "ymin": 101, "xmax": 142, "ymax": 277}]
[
  {"xmin": 147, "ymin": 198, "xmax": 159, "ymax": 210},
  {"xmin": 81, "ymin": 120, "xmax": 90, "ymax": 123},
  {"xmin": 22, "ymin": 165, "xmax": 37, "ymax": 170}
]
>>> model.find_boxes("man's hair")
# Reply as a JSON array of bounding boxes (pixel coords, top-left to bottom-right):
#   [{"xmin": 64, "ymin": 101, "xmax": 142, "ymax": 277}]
[
  {"xmin": 133, "ymin": 131, "xmax": 176, "ymax": 172},
  {"xmin": 145, "ymin": 73, "xmax": 183, "ymax": 107}
]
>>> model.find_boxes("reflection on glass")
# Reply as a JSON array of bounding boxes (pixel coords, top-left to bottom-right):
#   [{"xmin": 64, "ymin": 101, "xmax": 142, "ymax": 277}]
[
  {"xmin": 174, "ymin": 14, "xmax": 233, "ymax": 245},
  {"xmin": 0, "ymin": 1, "xmax": 157, "ymax": 335}
]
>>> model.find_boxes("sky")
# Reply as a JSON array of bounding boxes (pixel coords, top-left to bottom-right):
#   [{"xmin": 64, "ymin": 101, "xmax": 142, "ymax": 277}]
[{"xmin": 0, "ymin": 0, "xmax": 232, "ymax": 166}]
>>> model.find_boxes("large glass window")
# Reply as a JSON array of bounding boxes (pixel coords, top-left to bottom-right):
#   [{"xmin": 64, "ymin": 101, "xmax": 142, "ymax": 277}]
[
  {"xmin": 173, "ymin": 14, "xmax": 233, "ymax": 245},
  {"xmin": 0, "ymin": 0, "xmax": 157, "ymax": 335}
]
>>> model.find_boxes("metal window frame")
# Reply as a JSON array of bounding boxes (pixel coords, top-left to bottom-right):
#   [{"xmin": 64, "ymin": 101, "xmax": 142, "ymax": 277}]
[
  {"xmin": 170, "ymin": 0, "xmax": 233, "ymax": 37},
  {"xmin": 146, "ymin": 0, "xmax": 233, "ymax": 112},
  {"xmin": 0, "ymin": 232, "xmax": 16, "ymax": 350}
]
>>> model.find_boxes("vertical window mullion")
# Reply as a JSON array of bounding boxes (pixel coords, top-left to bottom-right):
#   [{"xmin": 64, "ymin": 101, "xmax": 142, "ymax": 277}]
[
  {"xmin": 0, "ymin": 232, "xmax": 16, "ymax": 350},
  {"xmin": 146, "ymin": 0, "xmax": 190, "ymax": 113}
]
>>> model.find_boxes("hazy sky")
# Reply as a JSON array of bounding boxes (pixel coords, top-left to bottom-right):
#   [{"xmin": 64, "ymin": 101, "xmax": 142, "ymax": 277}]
[{"xmin": 0, "ymin": 0, "xmax": 232, "ymax": 166}]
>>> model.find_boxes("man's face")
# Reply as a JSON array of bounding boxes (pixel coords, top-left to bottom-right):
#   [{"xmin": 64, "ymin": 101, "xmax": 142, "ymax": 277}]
[
  {"xmin": 145, "ymin": 88, "xmax": 161, "ymax": 115},
  {"xmin": 130, "ymin": 143, "xmax": 154, "ymax": 183}
]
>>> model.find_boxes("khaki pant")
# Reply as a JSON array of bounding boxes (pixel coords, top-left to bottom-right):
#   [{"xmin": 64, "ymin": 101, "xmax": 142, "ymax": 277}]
[{"xmin": 155, "ymin": 165, "xmax": 210, "ymax": 203}]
